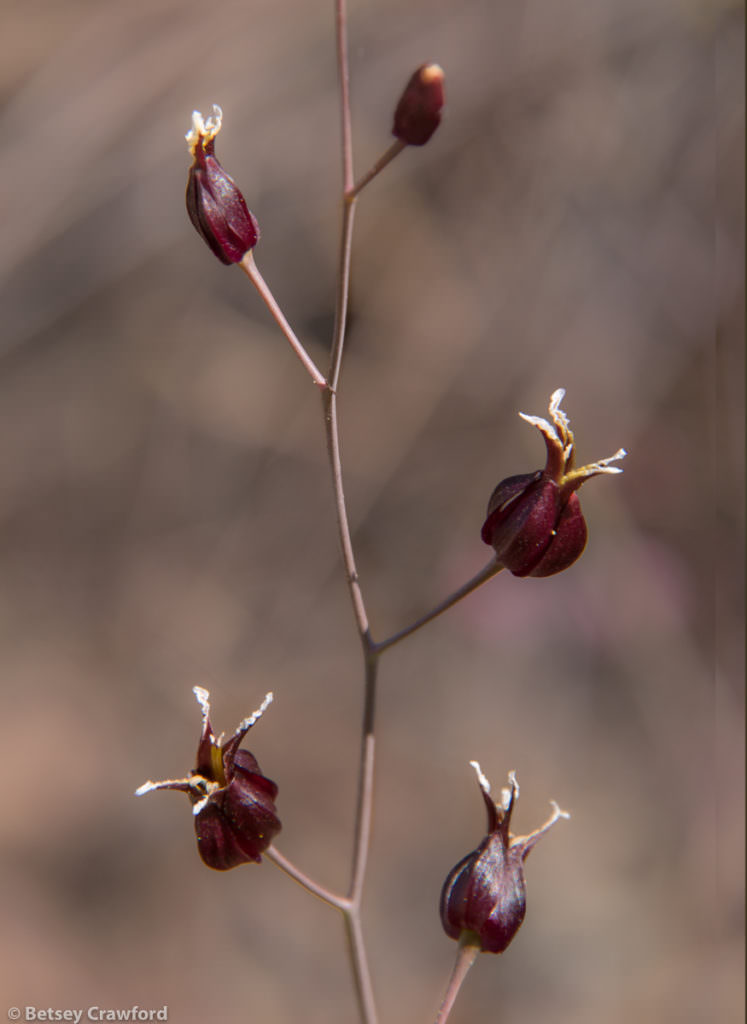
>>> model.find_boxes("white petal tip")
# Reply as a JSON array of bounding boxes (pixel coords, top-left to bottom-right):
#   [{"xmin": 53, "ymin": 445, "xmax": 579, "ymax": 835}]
[
  {"xmin": 469, "ymin": 760, "xmax": 491, "ymax": 794},
  {"xmin": 501, "ymin": 770, "xmax": 519, "ymax": 809},
  {"xmin": 235, "ymin": 691, "xmax": 275, "ymax": 734},
  {"xmin": 193, "ymin": 685, "xmax": 211, "ymax": 717},
  {"xmin": 193, "ymin": 795, "xmax": 210, "ymax": 816},
  {"xmin": 550, "ymin": 800, "xmax": 571, "ymax": 821},
  {"xmin": 591, "ymin": 448, "xmax": 627, "ymax": 474},
  {"xmin": 186, "ymin": 104, "xmax": 223, "ymax": 151}
]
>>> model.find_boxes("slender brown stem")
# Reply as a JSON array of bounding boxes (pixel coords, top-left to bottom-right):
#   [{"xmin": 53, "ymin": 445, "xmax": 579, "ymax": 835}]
[
  {"xmin": 266, "ymin": 845, "xmax": 350, "ymax": 911},
  {"xmin": 268, "ymin": 840, "xmax": 377, "ymax": 1024},
  {"xmin": 335, "ymin": 0, "xmax": 354, "ymax": 194},
  {"xmin": 323, "ymin": 387, "xmax": 370, "ymax": 638},
  {"xmin": 348, "ymin": 650, "xmax": 378, "ymax": 900},
  {"xmin": 335, "ymin": 653, "xmax": 380, "ymax": 1018},
  {"xmin": 330, "ymin": 5, "xmax": 378, "ymax": 1024},
  {"xmin": 329, "ymin": 196, "xmax": 357, "ymax": 393},
  {"xmin": 434, "ymin": 936, "xmax": 481, "ymax": 1024},
  {"xmin": 343, "ymin": 907, "xmax": 379, "ymax": 1024},
  {"xmin": 350, "ymin": 140, "xmax": 406, "ymax": 199},
  {"xmin": 350, "ymin": 141, "xmax": 407, "ymax": 198},
  {"xmin": 375, "ymin": 558, "xmax": 503, "ymax": 654},
  {"xmin": 321, "ymin": 206, "xmax": 379, "ymax": 1024},
  {"xmin": 239, "ymin": 250, "xmax": 328, "ymax": 388},
  {"xmin": 329, "ymin": 0, "xmax": 358, "ymax": 393}
]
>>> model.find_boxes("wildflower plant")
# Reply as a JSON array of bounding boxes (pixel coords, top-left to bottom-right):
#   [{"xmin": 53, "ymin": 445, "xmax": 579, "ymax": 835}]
[{"xmin": 137, "ymin": 3, "xmax": 625, "ymax": 1021}]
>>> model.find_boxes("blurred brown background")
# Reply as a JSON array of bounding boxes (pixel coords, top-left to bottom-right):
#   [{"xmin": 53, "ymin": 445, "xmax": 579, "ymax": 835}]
[{"xmin": 0, "ymin": 0, "xmax": 743, "ymax": 1021}]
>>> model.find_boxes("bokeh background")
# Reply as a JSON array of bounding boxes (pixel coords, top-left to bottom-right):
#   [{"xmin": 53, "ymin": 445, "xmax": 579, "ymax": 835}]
[{"xmin": 1, "ymin": 0, "xmax": 743, "ymax": 1021}]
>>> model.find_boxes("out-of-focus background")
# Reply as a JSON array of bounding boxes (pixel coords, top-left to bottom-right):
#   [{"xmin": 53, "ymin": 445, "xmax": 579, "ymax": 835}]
[{"xmin": 1, "ymin": 0, "xmax": 743, "ymax": 1021}]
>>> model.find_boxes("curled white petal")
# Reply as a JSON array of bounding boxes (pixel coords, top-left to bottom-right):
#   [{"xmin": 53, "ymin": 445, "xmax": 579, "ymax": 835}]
[
  {"xmin": 186, "ymin": 103, "xmax": 223, "ymax": 153},
  {"xmin": 549, "ymin": 387, "xmax": 566, "ymax": 410},
  {"xmin": 520, "ymin": 388, "xmax": 573, "ymax": 449},
  {"xmin": 519, "ymin": 410, "xmax": 560, "ymax": 445},
  {"xmin": 548, "ymin": 388, "xmax": 570, "ymax": 434},
  {"xmin": 193, "ymin": 685, "xmax": 212, "ymax": 735}
]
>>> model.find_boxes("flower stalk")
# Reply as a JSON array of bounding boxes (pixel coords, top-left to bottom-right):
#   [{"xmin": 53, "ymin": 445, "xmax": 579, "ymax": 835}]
[
  {"xmin": 434, "ymin": 933, "xmax": 481, "ymax": 1024},
  {"xmin": 138, "ymin": 3, "xmax": 629, "ymax": 1021},
  {"xmin": 239, "ymin": 250, "xmax": 327, "ymax": 388}
]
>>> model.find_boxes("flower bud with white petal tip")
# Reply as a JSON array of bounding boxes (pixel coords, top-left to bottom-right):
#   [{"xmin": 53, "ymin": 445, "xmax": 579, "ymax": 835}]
[
  {"xmin": 481, "ymin": 389, "xmax": 626, "ymax": 577},
  {"xmin": 439, "ymin": 764, "xmax": 569, "ymax": 954},
  {"xmin": 185, "ymin": 105, "xmax": 260, "ymax": 265},
  {"xmin": 136, "ymin": 687, "xmax": 280, "ymax": 870}
]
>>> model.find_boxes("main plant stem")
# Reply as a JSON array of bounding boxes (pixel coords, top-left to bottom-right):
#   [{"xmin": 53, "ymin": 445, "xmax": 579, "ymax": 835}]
[
  {"xmin": 322, "ymin": 373, "xmax": 379, "ymax": 1024},
  {"xmin": 328, "ymin": 8, "xmax": 502, "ymax": 1021},
  {"xmin": 326, "ymin": 4, "xmax": 379, "ymax": 1023}
]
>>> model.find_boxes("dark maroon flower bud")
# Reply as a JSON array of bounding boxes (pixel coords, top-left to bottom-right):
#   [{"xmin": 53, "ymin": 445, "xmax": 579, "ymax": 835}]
[
  {"xmin": 440, "ymin": 763, "xmax": 568, "ymax": 954},
  {"xmin": 185, "ymin": 105, "xmax": 259, "ymax": 265},
  {"xmin": 392, "ymin": 64, "xmax": 445, "ymax": 146},
  {"xmin": 481, "ymin": 389, "xmax": 626, "ymax": 577},
  {"xmin": 136, "ymin": 687, "xmax": 280, "ymax": 870}
]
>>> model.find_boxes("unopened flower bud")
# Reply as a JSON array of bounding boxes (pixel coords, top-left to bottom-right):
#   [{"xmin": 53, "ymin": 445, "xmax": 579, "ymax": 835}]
[
  {"xmin": 392, "ymin": 64, "xmax": 445, "ymax": 146},
  {"xmin": 439, "ymin": 763, "xmax": 568, "ymax": 954},
  {"xmin": 481, "ymin": 389, "xmax": 626, "ymax": 577},
  {"xmin": 136, "ymin": 687, "xmax": 280, "ymax": 870},
  {"xmin": 185, "ymin": 105, "xmax": 259, "ymax": 265}
]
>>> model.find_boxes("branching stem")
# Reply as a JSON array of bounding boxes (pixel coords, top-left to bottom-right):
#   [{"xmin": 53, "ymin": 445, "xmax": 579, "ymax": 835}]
[
  {"xmin": 264, "ymin": 7, "xmax": 497, "ymax": 1024},
  {"xmin": 239, "ymin": 250, "xmax": 327, "ymax": 388},
  {"xmin": 266, "ymin": 845, "xmax": 349, "ymax": 911},
  {"xmin": 350, "ymin": 140, "xmax": 407, "ymax": 199},
  {"xmin": 325, "ymin": 5, "xmax": 380, "ymax": 1023},
  {"xmin": 375, "ymin": 558, "xmax": 503, "ymax": 654}
]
